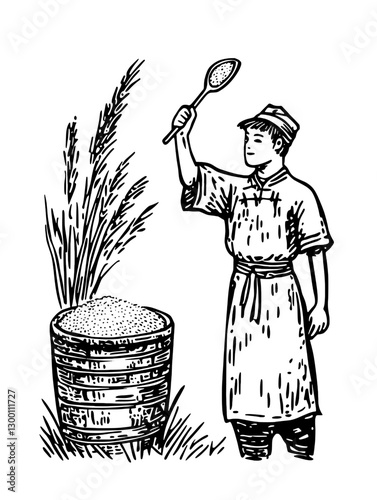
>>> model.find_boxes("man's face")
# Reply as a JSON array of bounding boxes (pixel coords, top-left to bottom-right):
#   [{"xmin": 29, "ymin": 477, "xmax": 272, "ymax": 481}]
[{"xmin": 244, "ymin": 127, "xmax": 279, "ymax": 168}]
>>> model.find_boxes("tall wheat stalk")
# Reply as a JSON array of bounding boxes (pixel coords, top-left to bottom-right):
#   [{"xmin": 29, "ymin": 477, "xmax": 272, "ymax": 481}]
[{"xmin": 45, "ymin": 60, "xmax": 157, "ymax": 308}]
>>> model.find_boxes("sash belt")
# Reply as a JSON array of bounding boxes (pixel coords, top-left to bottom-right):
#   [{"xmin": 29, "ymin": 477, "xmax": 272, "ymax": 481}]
[{"xmin": 234, "ymin": 260, "xmax": 293, "ymax": 324}]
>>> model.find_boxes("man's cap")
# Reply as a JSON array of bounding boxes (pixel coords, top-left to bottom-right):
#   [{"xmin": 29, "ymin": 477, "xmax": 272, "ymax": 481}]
[{"xmin": 238, "ymin": 104, "xmax": 300, "ymax": 144}]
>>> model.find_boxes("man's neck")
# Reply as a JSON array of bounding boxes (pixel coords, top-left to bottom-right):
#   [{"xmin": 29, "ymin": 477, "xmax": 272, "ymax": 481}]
[{"xmin": 256, "ymin": 156, "xmax": 285, "ymax": 180}]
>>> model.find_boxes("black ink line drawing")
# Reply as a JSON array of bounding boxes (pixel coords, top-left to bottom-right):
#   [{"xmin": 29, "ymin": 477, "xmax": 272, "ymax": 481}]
[
  {"xmin": 163, "ymin": 58, "xmax": 241, "ymax": 144},
  {"xmin": 44, "ymin": 60, "xmax": 157, "ymax": 309},
  {"xmin": 48, "ymin": 297, "xmax": 174, "ymax": 451},
  {"xmin": 40, "ymin": 387, "xmax": 226, "ymax": 460},
  {"xmin": 167, "ymin": 65, "xmax": 333, "ymax": 460},
  {"xmin": 42, "ymin": 60, "xmax": 226, "ymax": 460}
]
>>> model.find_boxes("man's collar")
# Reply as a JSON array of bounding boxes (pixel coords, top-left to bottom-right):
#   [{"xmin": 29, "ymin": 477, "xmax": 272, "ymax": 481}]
[{"xmin": 248, "ymin": 166, "xmax": 289, "ymax": 189}]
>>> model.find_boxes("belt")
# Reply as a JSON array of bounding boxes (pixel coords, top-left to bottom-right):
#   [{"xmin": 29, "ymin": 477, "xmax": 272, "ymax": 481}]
[{"xmin": 234, "ymin": 260, "xmax": 293, "ymax": 324}]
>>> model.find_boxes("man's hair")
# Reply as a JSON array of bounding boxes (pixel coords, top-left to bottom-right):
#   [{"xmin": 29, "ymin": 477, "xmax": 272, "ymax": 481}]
[{"xmin": 238, "ymin": 119, "xmax": 291, "ymax": 157}]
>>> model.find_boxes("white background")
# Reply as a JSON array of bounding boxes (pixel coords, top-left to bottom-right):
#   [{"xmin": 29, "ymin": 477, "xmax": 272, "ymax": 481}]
[{"xmin": 1, "ymin": 0, "xmax": 377, "ymax": 499}]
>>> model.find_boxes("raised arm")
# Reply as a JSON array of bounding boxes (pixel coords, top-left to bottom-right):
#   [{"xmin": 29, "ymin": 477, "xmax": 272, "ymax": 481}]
[
  {"xmin": 173, "ymin": 106, "xmax": 198, "ymax": 187},
  {"xmin": 307, "ymin": 250, "xmax": 329, "ymax": 339}
]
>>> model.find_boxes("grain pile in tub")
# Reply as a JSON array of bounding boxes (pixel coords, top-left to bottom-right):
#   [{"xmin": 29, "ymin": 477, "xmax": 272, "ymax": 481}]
[{"xmin": 58, "ymin": 296, "xmax": 165, "ymax": 336}]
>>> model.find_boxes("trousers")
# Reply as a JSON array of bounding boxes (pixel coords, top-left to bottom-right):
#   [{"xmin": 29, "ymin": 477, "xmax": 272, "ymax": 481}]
[{"xmin": 231, "ymin": 414, "xmax": 316, "ymax": 460}]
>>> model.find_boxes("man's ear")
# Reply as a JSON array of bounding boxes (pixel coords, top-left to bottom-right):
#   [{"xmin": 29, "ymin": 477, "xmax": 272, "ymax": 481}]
[
  {"xmin": 274, "ymin": 137, "xmax": 284, "ymax": 155},
  {"xmin": 273, "ymin": 138, "xmax": 283, "ymax": 154}
]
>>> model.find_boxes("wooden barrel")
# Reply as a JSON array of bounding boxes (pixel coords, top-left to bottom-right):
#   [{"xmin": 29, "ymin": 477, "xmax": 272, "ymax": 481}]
[{"xmin": 50, "ymin": 306, "xmax": 174, "ymax": 445}]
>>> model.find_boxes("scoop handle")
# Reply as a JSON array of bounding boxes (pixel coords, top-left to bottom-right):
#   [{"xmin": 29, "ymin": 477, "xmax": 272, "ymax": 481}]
[
  {"xmin": 162, "ymin": 89, "xmax": 207, "ymax": 145},
  {"xmin": 162, "ymin": 126, "xmax": 181, "ymax": 145}
]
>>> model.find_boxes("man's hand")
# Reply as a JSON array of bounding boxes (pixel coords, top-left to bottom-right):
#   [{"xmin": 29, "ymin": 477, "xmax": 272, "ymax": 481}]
[
  {"xmin": 173, "ymin": 105, "xmax": 198, "ymax": 186},
  {"xmin": 173, "ymin": 105, "xmax": 197, "ymax": 136},
  {"xmin": 307, "ymin": 305, "xmax": 329, "ymax": 339}
]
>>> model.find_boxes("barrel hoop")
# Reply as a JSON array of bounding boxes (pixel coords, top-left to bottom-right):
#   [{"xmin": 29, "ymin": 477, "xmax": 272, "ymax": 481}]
[
  {"xmin": 52, "ymin": 347, "xmax": 171, "ymax": 362},
  {"xmin": 54, "ymin": 361, "xmax": 170, "ymax": 377},
  {"xmin": 56, "ymin": 375, "xmax": 169, "ymax": 391},
  {"xmin": 51, "ymin": 326, "xmax": 173, "ymax": 346},
  {"xmin": 62, "ymin": 426, "xmax": 161, "ymax": 444},
  {"xmin": 55, "ymin": 369, "xmax": 171, "ymax": 389},
  {"xmin": 57, "ymin": 395, "xmax": 167, "ymax": 409},
  {"xmin": 51, "ymin": 339, "xmax": 172, "ymax": 358}
]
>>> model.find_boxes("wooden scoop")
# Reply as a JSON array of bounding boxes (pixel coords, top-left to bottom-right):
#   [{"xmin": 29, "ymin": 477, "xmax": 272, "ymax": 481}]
[{"xmin": 162, "ymin": 58, "xmax": 241, "ymax": 145}]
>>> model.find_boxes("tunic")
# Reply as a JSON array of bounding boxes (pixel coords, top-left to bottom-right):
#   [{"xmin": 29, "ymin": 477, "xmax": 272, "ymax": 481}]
[{"xmin": 181, "ymin": 163, "xmax": 333, "ymax": 422}]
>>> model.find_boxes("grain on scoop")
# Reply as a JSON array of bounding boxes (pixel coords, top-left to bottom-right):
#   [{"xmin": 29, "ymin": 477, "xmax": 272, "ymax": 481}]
[{"xmin": 209, "ymin": 62, "xmax": 234, "ymax": 87}]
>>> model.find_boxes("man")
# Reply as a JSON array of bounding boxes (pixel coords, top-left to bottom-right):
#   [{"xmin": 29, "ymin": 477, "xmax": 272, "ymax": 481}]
[{"xmin": 173, "ymin": 103, "xmax": 333, "ymax": 460}]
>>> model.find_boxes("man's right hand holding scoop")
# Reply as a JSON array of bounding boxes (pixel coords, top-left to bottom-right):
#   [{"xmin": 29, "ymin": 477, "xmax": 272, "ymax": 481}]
[{"xmin": 173, "ymin": 106, "xmax": 197, "ymax": 137}]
